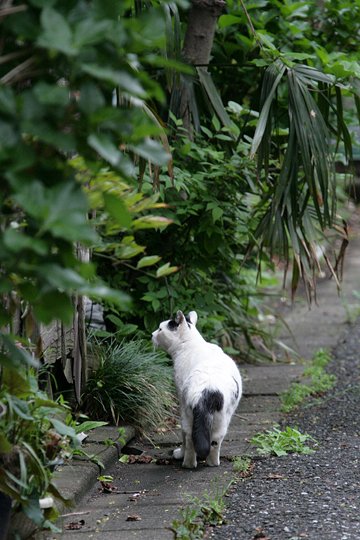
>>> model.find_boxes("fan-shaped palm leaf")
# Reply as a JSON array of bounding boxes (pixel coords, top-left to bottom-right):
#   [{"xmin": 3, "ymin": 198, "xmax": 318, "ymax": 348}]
[{"xmin": 250, "ymin": 60, "xmax": 352, "ymax": 300}]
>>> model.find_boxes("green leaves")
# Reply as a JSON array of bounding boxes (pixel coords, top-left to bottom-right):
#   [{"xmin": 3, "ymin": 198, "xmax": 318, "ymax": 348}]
[
  {"xmin": 103, "ymin": 193, "xmax": 132, "ymax": 228},
  {"xmin": 251, "ymin": 426, "xmax": 317, "ymax": 456},
  {"xmin": 250, "ymin": 59, "xmax": 352, "ymax": 299},
  {"xmin": 13, "ymin": 181, "xmax": 96, "ymax": 243},
  {"xmin": 137, "ymin": 256, "xmax": 162, "ymax": 269},
  {"xmin": 38, "ymin": 7, "xmax": 77, "ymax": 56},
  {"xmin": 81, "ymin": 65, "xmax": 146, "ymax": 96}
]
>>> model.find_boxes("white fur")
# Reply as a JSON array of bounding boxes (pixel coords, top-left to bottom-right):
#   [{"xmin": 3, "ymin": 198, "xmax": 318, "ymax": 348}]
[{"xmin": 152, "ymin": 310, "xmax": 242, "ymax": 468}]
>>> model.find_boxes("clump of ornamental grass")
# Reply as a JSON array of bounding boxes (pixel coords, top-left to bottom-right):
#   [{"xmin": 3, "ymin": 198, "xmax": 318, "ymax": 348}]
[{"xmin": 82, "ymin": 338, "xmax": 176, "ymax": 433}]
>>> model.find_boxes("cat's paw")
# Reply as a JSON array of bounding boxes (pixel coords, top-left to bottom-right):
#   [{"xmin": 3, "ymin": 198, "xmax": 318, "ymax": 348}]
[
  {"xmin": 182, "ymin": 458, "xmax": 197, "ymax": 469},
  {"xmin": 173, "ymin": 447, "xmax": 184, "ymax": 460},
  {"xmin": 206, "ymin": 456, "xmax": 220, "ymax": 467}
]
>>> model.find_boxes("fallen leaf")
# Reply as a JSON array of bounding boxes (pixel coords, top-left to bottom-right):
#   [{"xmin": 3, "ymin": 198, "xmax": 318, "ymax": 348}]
[
  {"xmin": 127, "ymin": 454, "xmax": 153, "ymax": 464},
  {"xmin": 155, "ymin": 458, "xmax": 172, "ymax": 466},
  {"xmin": 65, "ymin": 520, "xmax": 85, "ymax": 530},
  {"xmin": 126, "ymin": 514, "xmax": 142, "ymax": 521},
  {"xmin": 98, "ymin": 481, "xmax": 120, "ymax": 493},
  {"xmin": 267, "ymin": 473, "xmax": 285, "ymax": 480}
]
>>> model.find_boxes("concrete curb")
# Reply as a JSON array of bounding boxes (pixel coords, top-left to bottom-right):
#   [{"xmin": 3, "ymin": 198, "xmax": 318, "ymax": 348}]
[
  {"xmin": 52, "ymin": 425, "xmax": 136, "ymax": 508},
  {"xmin": 14, "ymin": 427, "xmax": 135, "ymax": 540}
]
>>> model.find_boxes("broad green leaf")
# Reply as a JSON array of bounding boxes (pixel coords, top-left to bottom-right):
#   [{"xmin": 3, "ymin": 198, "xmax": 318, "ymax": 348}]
[
  {"xmin": 0, "ymin": 120, "xmax": 19, "ymax": 149},
  {"xmin": 74, "ymin": 420, "xmax": 108, "ymax": 434},
  {"xmin": 88, "ymin": 133, "xmax": 120, "ymax": 166},
  {"xmin": 3, "ymin": 229, "xmax": 48, "ymax": 255},
  {"xmin": 128, "ymin": 138, "xmax": 171, "ymax": 166},
  {"xmin": 0, "ymin": 87, "xmax": 16, "ymax": 115},
  {"xmin": 14, "ymin": 181, "xmax": 96, "ymax": 243},
  {"xmin": 74, "ymin": 19, "xmax": 112, "ymax": 48},
  {"xmin": 78, "ymin": 82, "xmax": 105, "ymax": 114},
  {"xmin": 137, "ymin": 255, "xmax": 161, "ymax": 269},
  {"xmin": 103, "ymin": 192, "xmax": 132, "ymax": 228},
  {"xmin": 82, "ymin": 285, "xmax": 131, "ymax": 309},
  {"xmin": 33, "ymin": 291, "xmax": 74, "ymax": 325},
  {"xmin": 132, "ymin": 216, "xmax": 172, "ymax": 230},
  {"xmin": 212, "ymin": 207, "xmax": 223, "ymax": 222},
  {"xmin": 33, "ymin": 82, "xmax": 69, "ymax": 106},
  {"xmin": 49, "ymin": 418, "xmax": 77, "ymax": 439},
  {"xmin": 38, "ymin": 7, "xmax": 77, "ymax": 56},
  {"xmin": 81, "ymin": 65, "xmax": 146, "ymax": 96},
  {"xmin": 218, "ymin": 14, "xmax": 243, "ymax": 28},
  {"xmin": 156, "ymin": 263, "xmax": 178, "ymax": 278},
  {"xmin": 115, "ymin": 237, "xmax": 145, "ymax": 259}
]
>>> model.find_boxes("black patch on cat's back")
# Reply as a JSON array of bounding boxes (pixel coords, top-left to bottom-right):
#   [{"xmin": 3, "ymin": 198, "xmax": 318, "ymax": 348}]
[{"xmin": 202, "ymin": 389, "xmax": 224, "ymax": 413}]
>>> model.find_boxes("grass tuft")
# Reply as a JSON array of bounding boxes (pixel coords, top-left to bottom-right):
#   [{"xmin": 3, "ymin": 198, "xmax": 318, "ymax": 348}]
[
  {"xmin": 82, "ymin": 337, "xmax": 176, "ymax": 433},
  {"xmin": 281, "ymin": 348, "xmax": 336, "ymax": 413}
]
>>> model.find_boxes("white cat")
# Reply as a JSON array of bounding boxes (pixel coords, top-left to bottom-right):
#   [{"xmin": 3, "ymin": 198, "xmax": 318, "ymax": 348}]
[{"xmin": 152, "ymin": 310, "xmax": 242, "ymax": 469}]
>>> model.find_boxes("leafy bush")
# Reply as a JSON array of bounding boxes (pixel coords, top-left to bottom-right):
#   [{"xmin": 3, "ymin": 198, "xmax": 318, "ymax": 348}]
[
  {"xmin": 95, "ymin": 125, "xmax": 279, "ymax": 359},
  {"xmin": 0, "ymin": 368, "xmax": 80, "ymax": 530},
  {"xmin": 83, "ymin": 338, "xmax": 176, "ymax": 432}
]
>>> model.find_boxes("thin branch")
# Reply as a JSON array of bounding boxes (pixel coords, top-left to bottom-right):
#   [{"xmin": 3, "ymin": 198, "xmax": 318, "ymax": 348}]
[
  {"xmin": 0, "ymin": 4, "xmax": 27, "ymax": 19},
  {"xmin": 0, "ymin": 50, "xmax": 28, "ymax": 66},
  {"xmin": 1, "ymin": 56, "xmax": 36, "ymax": 85}
]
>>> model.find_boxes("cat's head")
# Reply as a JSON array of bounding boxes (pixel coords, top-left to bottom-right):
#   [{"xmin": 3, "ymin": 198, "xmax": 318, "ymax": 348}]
[{"xmin": 152, "ymin": 310, "xmax": 199, "ymax": 353}]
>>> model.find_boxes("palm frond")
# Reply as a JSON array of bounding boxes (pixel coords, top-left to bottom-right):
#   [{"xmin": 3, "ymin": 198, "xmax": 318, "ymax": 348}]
[{"xmin": 250, "ymin": 60, "xmax": 352, "ymax": 300}]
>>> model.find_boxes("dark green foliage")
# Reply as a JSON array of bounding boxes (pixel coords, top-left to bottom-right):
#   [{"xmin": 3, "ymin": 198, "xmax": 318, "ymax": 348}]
[
  {"xmin": 95, "ymin": 124, "xmax": 278, "ymax": 357},
  {"xmin": 0, "ymin": 369, "xmax": 79, "ymax": 529},
  {"xmin": 0, "ymin": 0, "xmax": 172, "ymax": 367}
]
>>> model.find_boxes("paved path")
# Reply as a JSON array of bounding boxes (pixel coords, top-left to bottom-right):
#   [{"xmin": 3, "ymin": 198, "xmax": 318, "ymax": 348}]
[{"xmin": 37, "ymin": 220, "xmax": 360, "ymax": 540}]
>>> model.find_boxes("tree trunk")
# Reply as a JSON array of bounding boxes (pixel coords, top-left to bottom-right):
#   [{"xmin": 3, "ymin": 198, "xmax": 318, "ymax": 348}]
[
  {"xmin": 178, "ymin": 0, "xmax": 226, "ymax": 137},
  {"xmin": 182, "ymin": 0, "xmax": 225, "ymax": 67}
]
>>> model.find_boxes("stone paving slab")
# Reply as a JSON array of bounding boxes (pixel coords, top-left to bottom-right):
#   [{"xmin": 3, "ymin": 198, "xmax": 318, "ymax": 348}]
[
  {"xmin": 239, "ymin": 395, "xmax": 281, "ymax": 413},
  {"xmin": 241, "ymin": 364, "xmax": 304, "ymax": 395}
]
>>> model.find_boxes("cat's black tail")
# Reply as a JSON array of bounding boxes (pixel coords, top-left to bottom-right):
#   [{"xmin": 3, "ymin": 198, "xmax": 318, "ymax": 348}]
[{"xmin": 192, "ymin": 389, "xmax": 224, "ymax": 460}]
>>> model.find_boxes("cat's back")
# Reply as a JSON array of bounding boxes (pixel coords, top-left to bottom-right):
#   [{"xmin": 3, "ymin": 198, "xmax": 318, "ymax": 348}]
[{"xmin": 182, "ymin": 339, "xmax": 241, "ymax": 380}]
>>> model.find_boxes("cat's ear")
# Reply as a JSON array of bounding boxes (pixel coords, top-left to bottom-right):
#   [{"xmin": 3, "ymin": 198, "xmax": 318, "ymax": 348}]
[
  {"xmin": 175, "ymin": 310, "xmax": 185, "ymax": 325},
  {"xmin": 188, "ymin": 311, "xmax": 198, "ymax": 326}
]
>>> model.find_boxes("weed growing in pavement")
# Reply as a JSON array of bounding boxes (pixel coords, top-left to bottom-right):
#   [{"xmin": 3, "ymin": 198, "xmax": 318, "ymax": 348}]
[
  {"xmin": 281, "ymin": 348, "xmax": 336, "ymax": 413},
  {"xmin": 251, "ymin": 426, "xmax": 317, "ymax": 456},
  {"xmin": 232, "ymin": 456, "xmax": 252, "ymax": 474},
  {"xmin": 171, "ymin": 481, "xmax": 231, "ymax": 539}
]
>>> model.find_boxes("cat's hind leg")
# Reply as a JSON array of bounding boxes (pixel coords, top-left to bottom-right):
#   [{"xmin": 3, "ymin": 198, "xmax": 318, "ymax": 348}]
[
  {"xmin": 206, "ymin": 413, "xmax": 228, "ymax": 467},
  {"xmin": 206, "ymin": 438, "xmax": 222, "ymax": 467},
  {"xmin": 180, "ymin": 413, "xmax": 197, "ymax": 468},
  {"xmin": 173, "ymin": 430, "xmax": 186, "ymax": 460},
  {"xmin": 182, "ymin": 433, "xmax": 197, "ymax": 468}
]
